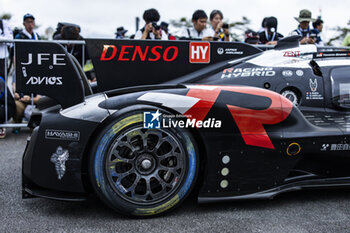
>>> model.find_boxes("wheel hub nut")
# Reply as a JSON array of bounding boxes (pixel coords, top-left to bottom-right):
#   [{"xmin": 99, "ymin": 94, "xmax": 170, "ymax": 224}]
[{"xmin": 141, "ymin": 159, "xmax": 152, "ymax": 170}]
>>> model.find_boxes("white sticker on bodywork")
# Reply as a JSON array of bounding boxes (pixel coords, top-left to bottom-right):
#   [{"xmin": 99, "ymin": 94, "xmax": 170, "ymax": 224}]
[{"xmin": 50, "ymin": 146, "xmax": 69, "ymax": 180}]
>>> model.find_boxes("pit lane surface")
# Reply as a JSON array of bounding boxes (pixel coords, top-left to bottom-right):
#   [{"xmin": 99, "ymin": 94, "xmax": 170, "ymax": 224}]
[{"xmin": 1, "ymin": 131, "xmax": 350, "ymax": 232}]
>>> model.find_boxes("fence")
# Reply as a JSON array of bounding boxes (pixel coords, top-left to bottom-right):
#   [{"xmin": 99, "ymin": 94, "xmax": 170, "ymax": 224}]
[{"xmin": 0, "ymin": 39, "xmax": 86, "ymax": 129}]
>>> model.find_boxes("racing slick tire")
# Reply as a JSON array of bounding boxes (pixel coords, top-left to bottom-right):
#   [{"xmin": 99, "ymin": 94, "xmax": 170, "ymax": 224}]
[{"xmin": 89, "ymin": 109, "xmax": 199, "ymax": 217}]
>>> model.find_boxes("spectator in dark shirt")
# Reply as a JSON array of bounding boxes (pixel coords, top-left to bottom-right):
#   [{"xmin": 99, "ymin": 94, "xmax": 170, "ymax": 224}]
[
  {"xmin": 15, "ymin": 14, "xmax": 40, "ymax": 40},
  {"xmin": 258, "ymin": 16, "xmax": 283, "ymax": 45},
  {"xmin": 160, "ymin": 22, "xmax": 176, "ymax": 40},
  {"xmin": 311, "ymin": 18, "xmax": 324, "ymax": 46},
  {"xmin": 13, "ymin": 13, "xmax": 41, "ymax": 131},
  {"xmin": 54, "ymin": 23, "xmax": 88, "ymax": 65},
  {"xmin": 115, "ymin": 27, "xmax": 128, "ymax": 39}
]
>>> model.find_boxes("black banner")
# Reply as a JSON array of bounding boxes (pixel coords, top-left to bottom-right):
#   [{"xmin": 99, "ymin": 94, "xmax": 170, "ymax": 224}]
[
  {"xmin": 15, "ymin": 41, "xmax": 85, "ymax": 108},
  {"xmin": 86, "ymin": 39, "xmax": 262, "ymax": 91}
]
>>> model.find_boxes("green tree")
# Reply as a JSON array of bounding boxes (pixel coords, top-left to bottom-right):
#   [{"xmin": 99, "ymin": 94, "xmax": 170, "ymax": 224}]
[
  {"xmin": 326, "ymin": 19, "xmax": 350, "ymax": 46},
  {"xmin": 0, "ymin": 13, "xmax": 12, "ymax": 20}
]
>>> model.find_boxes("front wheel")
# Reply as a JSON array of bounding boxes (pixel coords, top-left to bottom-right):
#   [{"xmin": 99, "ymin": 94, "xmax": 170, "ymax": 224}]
[{"xmin": 89, "ymin": 111, "xmax": 199, "ymax": 217}]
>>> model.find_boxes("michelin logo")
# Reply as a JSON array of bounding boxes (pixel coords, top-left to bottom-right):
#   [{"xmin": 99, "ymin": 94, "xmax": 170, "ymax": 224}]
[
  {"xmin": 143, "ymin": 110, "xmax": 162, "ymax": 129},
  {"xmin": 50, "ymin": 146, "xmax": 69, "ymax": 180}
]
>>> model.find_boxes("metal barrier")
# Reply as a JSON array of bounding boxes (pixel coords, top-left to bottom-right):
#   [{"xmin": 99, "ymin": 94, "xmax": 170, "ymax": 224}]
[{"xmin": 0, "ymin": 39, "xmax": 86, "ymax": 129}]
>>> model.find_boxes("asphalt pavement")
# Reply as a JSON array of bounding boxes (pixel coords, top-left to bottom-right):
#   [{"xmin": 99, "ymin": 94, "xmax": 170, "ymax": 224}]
[{"xmin": 1, "ymin": 130, "xmax": 350, "ymax": 233}]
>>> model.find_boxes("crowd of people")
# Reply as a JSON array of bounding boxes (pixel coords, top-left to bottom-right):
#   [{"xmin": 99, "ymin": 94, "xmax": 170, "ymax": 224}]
[
  {"xmin": 0, "ymin": 8, "xmax": 350, "ymax": 138},
  {"xmin": 117, "ymin": 8, "xmax": 331, "ymax": 47}
]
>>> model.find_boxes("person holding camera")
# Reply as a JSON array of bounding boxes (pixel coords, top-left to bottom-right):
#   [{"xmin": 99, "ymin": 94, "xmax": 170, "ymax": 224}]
[
  {"xmin": 289, "ymin": 9, "xmax": 316, "ymax": 44},
  {"xmin": 135, "ymin": 8, "xmax": 168, "ymax": 40},
  {"xmin": 209, "ymin": 10, "xmax": 230, "ymax": 41}
]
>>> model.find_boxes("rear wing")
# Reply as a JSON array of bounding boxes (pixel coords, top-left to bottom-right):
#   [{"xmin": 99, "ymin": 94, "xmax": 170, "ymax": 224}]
[{"xmin": 15, "ymin": 41, "xmax": 85, "ymax": 108}]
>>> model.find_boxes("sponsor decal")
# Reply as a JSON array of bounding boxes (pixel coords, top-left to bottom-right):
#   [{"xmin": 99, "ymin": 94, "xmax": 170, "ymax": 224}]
[
  {"xmin": 316, "ymin": 52, "xmax": 350, "ymax": 58},
  {"xmin": 22, "ymin": 67, "xmax": 27, "ymax": 78},
  {"xmin": 217, "ymin": 47, "xmax": 224, "ymax": 55},
  {"xmin": 320, "ymin": 144, "xmax": 329, "ymax": 151},
  {"xmin": 143, "ymin": 110, "xmax": 221, "ymax": 129},
  {"xmin": 100, "ymin": 45, "xmax": 179, "ymax": 62},
  {"xmin": 282, "ymin": 70, "xmax": 293, "ymax": 77},
  {"xmin": 50, "ymin": 146, "xmax": 69, "ymax": 180},
  {"xmin": 162, "ymin": 115, "xmax": 221, "ymax": 128},
  {"xmin": 283, "ymin": 50, "xmax": 301, "ymax": 57},
  {"xmin": 321, "ymin": 143, "xmax": 350, "ymax": 151},
  {"xmin": 306, "ymin": 79, "xmax": 323, "ymax": 100},
  {"xmin": 310, "ymin": 79, "xmax": 317, "ymax": 92},
  {"xmin": 45, "ymin": 129, "xmax": 80, "ymax": 141},
  {"xmin": 221, "ymin": 67, "xmax": 275, "ymax": 79},
  {"xmin": 189, "ymin": 42, "xmax": 210, "ymax": 63},
  {"xmin": 21, "ymin": 53, "xmax": 66, "ymax": 66},
  {"xmin": 26, "ymin": 76, "xmax": 63, "ymax": 86},
  {"xmin": 217, "ymin": 47, "xmax": 243, "ymax": 55},
  {"xmin": 296, "ymin": 69, "xmax": 304, "ymax": 76},
  {"xmin": 143, "ymin": 110, "xmax": 162, "ymax": 129}
]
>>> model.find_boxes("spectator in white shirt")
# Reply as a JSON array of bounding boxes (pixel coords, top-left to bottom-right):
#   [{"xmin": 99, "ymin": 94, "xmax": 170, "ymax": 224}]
[{"xmin": 180, "ymin": 10, "xmax": 212, "ymax": 40}]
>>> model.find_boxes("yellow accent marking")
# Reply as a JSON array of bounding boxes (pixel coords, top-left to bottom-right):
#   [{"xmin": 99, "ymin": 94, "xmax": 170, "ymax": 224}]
[
  {"xmin": 135, "ymin": 195, "xmax": 180, "ymax": 216},
  {"xmin": 286, "ymin": 142, "xmax": 301, "ymax": 156},
  {"xmin": 112, "ymin": 114, "xmax": 143, "ymax": 135}
]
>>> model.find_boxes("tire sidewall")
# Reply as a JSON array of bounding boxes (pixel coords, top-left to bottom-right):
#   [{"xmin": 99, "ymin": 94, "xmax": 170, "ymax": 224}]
[{"xmin": 89, "ymin": 107, "xmax": 199, "ymax": 217}]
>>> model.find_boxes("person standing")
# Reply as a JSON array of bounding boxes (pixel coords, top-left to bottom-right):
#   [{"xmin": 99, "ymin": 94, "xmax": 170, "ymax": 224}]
[
  {"xmin": 179, "ymin": 10, "xmax": 212, "ymax": 40},
  {"xmin": 289, "ymin": 9, "xmax": 316, "ymax": 44},
  {"xmin": 15, "ymin": 14, "xmax": 41, "ymax": 40},
  {"xmin": 258, "ymin": 16, "xmax": 283, "ymax": 45},
  {"xmin": 135, "ymin": 8, "xmax": 168, "ymax": 40},
  {"xmin": 310, "ymin": 18, "xmax": 324, "ymax": 46},
  {"xmin": 13, "ymin": 14, "xmax": 41, "ymax": 133},
  {"xmin": 208, "ymin": 10, "xmax": 229, "ymax": 41}
]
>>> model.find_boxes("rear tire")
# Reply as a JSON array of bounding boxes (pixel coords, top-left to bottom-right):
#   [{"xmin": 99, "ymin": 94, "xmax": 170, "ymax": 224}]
[{"xmin": 89, "ymin": 109, "xmax": 199, "ymax": 217}]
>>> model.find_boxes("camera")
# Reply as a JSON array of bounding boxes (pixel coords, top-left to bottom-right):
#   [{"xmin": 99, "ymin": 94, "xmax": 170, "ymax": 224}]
[
  {"xmin": 310, "ymin": 32, "xmax": 317, "ymax": 39},
  {"xmin": 222, "ymin": 23, "xmax": 229, "ymax": 29},
  {"xmin": 151, "ymin": 22, "xmax": 160, "ymax": 30}
]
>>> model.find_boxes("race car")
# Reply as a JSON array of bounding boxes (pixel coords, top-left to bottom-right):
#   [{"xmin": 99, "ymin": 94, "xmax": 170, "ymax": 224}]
[{"xmin": 17, "ymin": 37, "xmax": 350, "ymax": 217}]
